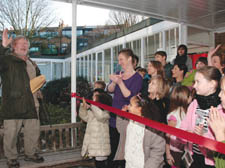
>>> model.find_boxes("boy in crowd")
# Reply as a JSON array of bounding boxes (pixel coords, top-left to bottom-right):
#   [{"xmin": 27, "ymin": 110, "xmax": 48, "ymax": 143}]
[
  {"xmin": 94, "ymin": 80, "xmax": 106, "ymax": 90},
  {"xmin": 137, "ymin": 68, "xmax": 148, "ymax": 79},
  {"xmin": 154, "ymin": 51, "xmax": 173, "ymax": 80},
  {"xmin": 181, "ymin": 57, "xmax": 208, "ymax": 88}
]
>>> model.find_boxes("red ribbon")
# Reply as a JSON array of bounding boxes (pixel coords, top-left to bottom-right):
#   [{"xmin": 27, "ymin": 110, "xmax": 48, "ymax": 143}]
[{"xmin": 71, "ymin": 92, "xmax": 225, "ymax": 155}]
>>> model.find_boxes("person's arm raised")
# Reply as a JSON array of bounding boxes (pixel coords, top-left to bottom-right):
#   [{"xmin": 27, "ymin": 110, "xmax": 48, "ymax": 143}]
[
  {"xmin": 0, "ymin": 29, "xmax": 12, "ymax": 71},
  {"xmin": 2, "ymin": 29, "xmax": 12, "ymax": 48},
  {"xmin": 208, "ymin": 44, "xmax": 221, "ymax": 66}
]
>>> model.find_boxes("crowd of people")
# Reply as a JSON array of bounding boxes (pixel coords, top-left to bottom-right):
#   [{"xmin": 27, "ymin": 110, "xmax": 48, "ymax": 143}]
[
  {"xmin": 79, "ymin": 44, "xmax": 225, "ymax": 168},
  {"xmin": 1, "ymin": 27, "xmax": 225, "ymax": 168}
]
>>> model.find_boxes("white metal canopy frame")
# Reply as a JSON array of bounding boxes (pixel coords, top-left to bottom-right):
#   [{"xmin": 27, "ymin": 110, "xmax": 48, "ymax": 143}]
[
  {"xmin": 53, "ymin": 0, "xmax": 225, "ymax": 122},
  {"xmin": 55, "ymin": 0, "xmax": 225, "ymax": 30}
]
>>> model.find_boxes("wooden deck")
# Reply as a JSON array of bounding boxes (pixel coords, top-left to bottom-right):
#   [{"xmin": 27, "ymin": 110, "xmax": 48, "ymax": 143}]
[
  {"xmin": 0, "ymin": 149, "xmax": 95, "ymax": 168},
  {"xmin": 0, "ymin": 122, "xmax": 95, "ymax": 168}
]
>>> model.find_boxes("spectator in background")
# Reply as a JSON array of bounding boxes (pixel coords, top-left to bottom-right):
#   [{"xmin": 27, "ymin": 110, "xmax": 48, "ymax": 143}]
[
  {"xmin": 141, "ymin": 60, "xmax": 165, "ymax": 97},
  {"xmin": 148, "ymin": 60, "xmax": 165, "ymax": 78},
  {"xmin": 182, "ymin": 57, "xmax": 208, "ymax": 88},
  {"xmin": 171, "ymin": 63, "xmax": 188, "ymax": 86},
  {"xmin": 207, "ymin": 44, "xmax": 225, "ymax": 75},
  {"xmin": 137, "ymin": 68, "xmax": 148, "ymax": 78},
  {"xmin": 196, "ymin": 57, "xmax": 208, "ymax": 69},
  {"xmin": 155, "ymin": 51, "xmax": 173, "ymax": 80},
  {"xmin": 107, "ymin": 48, "xmax": 143, "ymax": 168},
  {"xmin": 133, "ymin": 54, "xmax": 141, "ymax": 71},
  {"xmin": 173, "ymin": 44, "xmax": 192, "ymax": 71},
  {"xmin": 94, "ymin": 80, "xmax": 106, "ymax": 90}
]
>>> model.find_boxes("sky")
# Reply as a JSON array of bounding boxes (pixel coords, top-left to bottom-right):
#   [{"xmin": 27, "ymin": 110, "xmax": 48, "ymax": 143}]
[{"xmin": 52, "ymin": 1, "xmax": 110, "ymax": 27}]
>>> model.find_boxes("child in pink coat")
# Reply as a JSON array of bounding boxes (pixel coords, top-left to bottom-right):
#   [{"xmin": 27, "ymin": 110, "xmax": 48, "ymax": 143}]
[{"xmin": 180, "ymin": 66, "xmax": 225, "ymax": 168}]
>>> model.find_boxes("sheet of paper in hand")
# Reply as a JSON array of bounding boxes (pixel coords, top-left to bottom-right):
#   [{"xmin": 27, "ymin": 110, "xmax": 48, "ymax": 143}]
[
  {"xmin": 195, "ymin": 108, "xmax": 209, "ymax": 134},
  {"xmin": 30, "ymin": 75, "xmax": 46, "ymax": 93}
]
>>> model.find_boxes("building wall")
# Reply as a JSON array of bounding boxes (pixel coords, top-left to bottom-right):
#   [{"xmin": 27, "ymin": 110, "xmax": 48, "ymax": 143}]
[{"xmin": 30, "ymin": 20, "xmax": 217, "ymax": 85}]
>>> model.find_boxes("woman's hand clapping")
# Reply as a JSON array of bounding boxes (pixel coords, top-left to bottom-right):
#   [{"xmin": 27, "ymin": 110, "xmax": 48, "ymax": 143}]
[{"xmin": 110, "ymin": 71, "xmax": 123, "ymax": 85}]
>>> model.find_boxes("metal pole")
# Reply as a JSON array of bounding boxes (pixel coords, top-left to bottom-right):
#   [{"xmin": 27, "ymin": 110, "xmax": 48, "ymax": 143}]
[{"xmin": 71, "ymin": 0, "xmax": 77, "ymax": 123}]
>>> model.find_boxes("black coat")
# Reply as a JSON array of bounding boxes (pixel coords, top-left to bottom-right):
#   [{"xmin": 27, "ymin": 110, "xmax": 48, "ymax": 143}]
[{"xmin": 0, "ymin": 45, "xmax": 37, "ymax": 119}]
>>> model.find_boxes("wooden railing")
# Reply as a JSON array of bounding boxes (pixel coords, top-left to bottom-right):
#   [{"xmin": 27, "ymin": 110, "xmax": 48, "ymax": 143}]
[{"xmin": 0, "ymin": 122, "xmax": 85, "ymax": 159}]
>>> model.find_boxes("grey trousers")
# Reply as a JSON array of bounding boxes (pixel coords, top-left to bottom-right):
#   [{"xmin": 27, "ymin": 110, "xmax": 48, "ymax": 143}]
[{"xmin": 3, "ymin": 119, "xmax": 40, "ymax": 160}]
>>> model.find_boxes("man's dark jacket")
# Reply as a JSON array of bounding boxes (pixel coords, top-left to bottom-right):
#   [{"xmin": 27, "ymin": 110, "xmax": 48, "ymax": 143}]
[{"xmin": 0, "ymin": 45, "xmax": 37, "ymax": 119}]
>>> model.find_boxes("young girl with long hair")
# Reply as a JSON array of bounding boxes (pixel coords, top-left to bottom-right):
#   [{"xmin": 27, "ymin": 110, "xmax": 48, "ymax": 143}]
[
  {"xmin": 166, "ymin": 86, "xmax": 192, "ymax": 168},
  {"xmin": 123, "ymin": 95, "xmax": 165, "ymax": 168},
  {"xmin": 180, "ymin": 66, "xmax": 224, "ymax": 168},
  {"xmin": 79, "ymin": 90, "xmax": 112, "ymax": 168},
  {"xmin": 141, "ymin": 60, "xmax": 165, "ymax": 97},
  {"xmin": 148, "ymin": 75, "xmax": 170, "ymax": 123}
]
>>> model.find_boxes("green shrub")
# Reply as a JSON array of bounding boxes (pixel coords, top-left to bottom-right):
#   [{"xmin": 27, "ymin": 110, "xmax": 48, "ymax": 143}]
[
  {"xmin": 41, "ymin": 76, "xmax": 92, "ymax": 124},
  {"xmin": 46, "ymin": 103, "xmax": 70, "ymax": 124},
  {"xmin": 42, "ymin": 76, "xmax": 92, "ymax": 107}
]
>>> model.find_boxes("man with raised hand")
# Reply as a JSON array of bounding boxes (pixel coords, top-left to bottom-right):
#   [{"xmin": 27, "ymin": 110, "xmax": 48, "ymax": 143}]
[{"xmin": 0, "ymin": 29, "xmax": 44, "ymax": 168}]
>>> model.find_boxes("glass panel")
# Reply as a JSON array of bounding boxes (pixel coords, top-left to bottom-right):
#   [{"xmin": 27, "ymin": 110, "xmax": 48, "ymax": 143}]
[
  {"xmin": 92, "ymin": 54, "xmax": 96, "ymax": 82},
  {"xmin": 88, "ymin": 54, "xmax": 92, "ymax": 82},
  {"xmin": 113, "ymin": 45, "xmax": 123, "ymax": 73},
  {"xmin": 125, "ymin": 42, "xmax": 132, "ymax": 49},
  {"xmin": 76, "ymin": 59, "xmax": 79, "ymax": 77},
  {"xmin": 169, "ymin": 29, "xmax": 176, "ymax": 56},
  {"xmin": 159, "ymin": 32, "xmax": 163, "ymax": 49},
  {"xmin": 53, "ymin": 62, "xmax": 63, "ymax": 80},
  {"xmin": 165, "ymin": 27, "xmax": 179, "ymax": 62},
  {"xmin": 65, "ymin": 61, "xmax": 71, "ymax": 77},
  {"xmin": 133, "ymin": 39, "xmax": 141, "ymax": 66},
  {"xmin": 155, "ymin": 33, "xmax": 160, "ymax": 50},
  {"xmin": 144, "ymin": 36, "xmax": 153, "ymax": 68},
  {"xmin": 97, "ymin": 52, "xmax": 103, "ymax": 80},
  {"xmin": 104, "ymin": 49, "xmax": 111, "ymax": 83},
  {"xmin": 143, "ymin": 33, "xmax": 160, "ymax": 68},
  {"xmin": 80, "ymin": 58, "xmax": 83, "ymax": 77},
  {"xmin": 84, "ymin": 56, "xmax": 88, "ymax": 79},
  {"xmin": 144, "ymin": 37, "xmax": 148, "ymax": 66},
  {"xmin": 165, "ymin": 30, "xmax": 170, "ymax": 56},
  {"xmin": 175, "ymin": 27, "xmax": 179, "ymax": 48},
  {"xmin": 37, "ymin": 62, "xmax": 51, "ymax": 82}
]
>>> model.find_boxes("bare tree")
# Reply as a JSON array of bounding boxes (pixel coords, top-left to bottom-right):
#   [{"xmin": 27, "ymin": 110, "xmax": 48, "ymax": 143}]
[
  {"xmin": 106, "ymin": 10, "xmax": 146, "ymax": 29},
  {"xmin": 0, "ymin": 20, "xmax": 5, "ymax": 30},
  {"xmin": 0, "ymin": 0, "xmax": 57, "ymax": 39}
]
